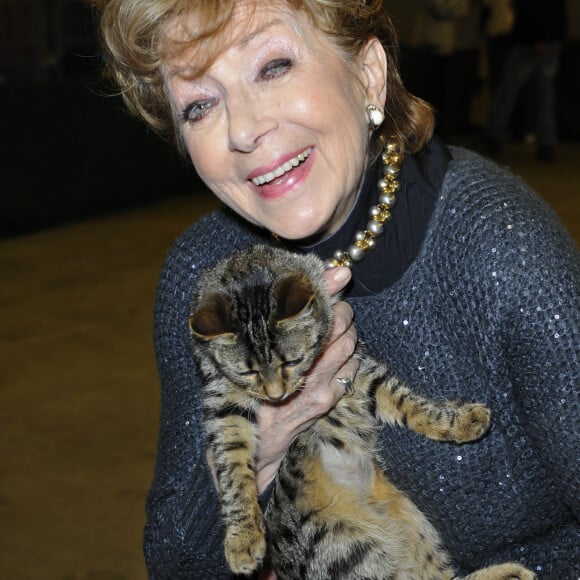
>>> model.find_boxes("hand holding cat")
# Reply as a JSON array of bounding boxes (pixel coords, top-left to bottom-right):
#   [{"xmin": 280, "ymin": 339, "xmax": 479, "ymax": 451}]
[{"xmin": 254, "ymin": 266, "xmax": 360, "ymax": 493}]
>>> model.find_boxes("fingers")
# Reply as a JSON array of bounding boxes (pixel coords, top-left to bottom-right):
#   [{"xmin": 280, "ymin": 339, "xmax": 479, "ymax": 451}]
[
  {"xmin": 311, "ymin": 338, "xmax": 359, "ymax": 403},
  {"xmin": 323, "ymin": 266, "xmax": 351, "ymax": 296},
  {"xmin": 333, "ymin": 355, "xmax": 360, "ymax": 398},
  {"xmin": 302, "ymin": 273, "xmax": 358, "ymax": 400},
  {"xmin": 329, "ymin": 299, "xmax": 354, "ymax": 342},
  {"xmin": 322, "ymin": 267, "xmax": 355, "ymax": 368},
  {"xmin": 302, "ymin": 317, "xmax": 357, "ymax": 406}
]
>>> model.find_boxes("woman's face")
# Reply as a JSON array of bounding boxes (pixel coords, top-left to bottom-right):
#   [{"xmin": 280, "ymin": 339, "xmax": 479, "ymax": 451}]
[{"xmin": 165, "ymin": 4, "xmax": 385, "ymax": 240}]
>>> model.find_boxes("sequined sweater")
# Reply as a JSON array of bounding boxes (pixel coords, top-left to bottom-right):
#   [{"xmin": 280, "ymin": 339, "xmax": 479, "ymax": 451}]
[{"xmin": 145, "ymin": 146, "xmax": 579, "ymax": 579}]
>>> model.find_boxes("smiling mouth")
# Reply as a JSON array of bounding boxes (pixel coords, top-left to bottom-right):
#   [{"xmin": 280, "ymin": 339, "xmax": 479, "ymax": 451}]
[{"xmin": 251, "ymin": 148, "xmax": 312, "ymax": 186}]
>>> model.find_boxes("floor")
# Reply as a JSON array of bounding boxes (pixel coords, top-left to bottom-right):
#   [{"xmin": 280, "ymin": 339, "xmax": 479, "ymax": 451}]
[{"xmin": 1, "ymin": 142, "xmax": 578, "ymax": 580}]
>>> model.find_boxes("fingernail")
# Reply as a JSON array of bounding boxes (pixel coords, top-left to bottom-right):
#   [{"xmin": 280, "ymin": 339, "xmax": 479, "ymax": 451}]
[{"xmin": 332, "ymin": 267, "xmax": 350, "ymax": 284}]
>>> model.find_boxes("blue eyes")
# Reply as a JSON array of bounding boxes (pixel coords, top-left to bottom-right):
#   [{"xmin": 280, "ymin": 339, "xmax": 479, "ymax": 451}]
[
  {"xmin": 181, "ymin": 58, "xmax": 293, "ymax": 124},
  {"xmin": 180, "ymin": 99, "xmax": 217, "ymax": 123}
]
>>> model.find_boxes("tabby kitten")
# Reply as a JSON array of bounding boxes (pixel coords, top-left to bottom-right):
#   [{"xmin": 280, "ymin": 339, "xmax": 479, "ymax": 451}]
[{"xmin": 189, "ymin": 245, "xmax": 535, "ymax": 580}]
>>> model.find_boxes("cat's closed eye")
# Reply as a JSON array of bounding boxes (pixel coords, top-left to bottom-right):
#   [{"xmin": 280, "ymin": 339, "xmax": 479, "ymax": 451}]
[{"xmin": 282, "ymin": 358, "xmax": 304, "ymax": 369}]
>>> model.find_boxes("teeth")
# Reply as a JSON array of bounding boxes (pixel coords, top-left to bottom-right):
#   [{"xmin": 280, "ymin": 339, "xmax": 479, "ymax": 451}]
[{"xmin": 252, "ymin": 148, "xmax": 312, "ymax": 186}]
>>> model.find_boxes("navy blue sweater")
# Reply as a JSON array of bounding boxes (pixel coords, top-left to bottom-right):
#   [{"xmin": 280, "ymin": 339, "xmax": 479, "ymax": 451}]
[{"xmin": 145, "ymin": 147, "xmax": 579, "ymax": 579}]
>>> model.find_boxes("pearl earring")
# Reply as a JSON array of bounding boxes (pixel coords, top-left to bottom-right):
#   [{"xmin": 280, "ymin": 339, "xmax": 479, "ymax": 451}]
[{"xmin": 366, "ymin": 104, "xmax": 385, "ymax": 130}]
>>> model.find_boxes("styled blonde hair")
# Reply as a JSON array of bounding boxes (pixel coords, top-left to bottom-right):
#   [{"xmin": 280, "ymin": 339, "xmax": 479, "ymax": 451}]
[{"xmin": 97, "ymin": 0, "xmax": 434, "ymax": 154}]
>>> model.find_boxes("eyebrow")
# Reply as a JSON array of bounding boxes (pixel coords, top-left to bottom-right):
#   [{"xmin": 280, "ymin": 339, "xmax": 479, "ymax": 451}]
[
  {"xmin": 165, "ymin": 16, "xmax": 291, "ymax": 81},
  {"xmin": 235, "ymin": 17, "xmax": 285, "ymax": 48}
]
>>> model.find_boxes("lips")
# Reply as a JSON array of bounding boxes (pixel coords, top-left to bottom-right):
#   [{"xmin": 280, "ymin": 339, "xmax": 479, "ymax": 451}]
[{"xmin": 249, "ymin": 148, "xmax": 313, "ymax": 186}]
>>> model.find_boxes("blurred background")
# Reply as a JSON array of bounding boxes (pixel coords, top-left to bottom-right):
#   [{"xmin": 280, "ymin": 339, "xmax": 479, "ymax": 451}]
[{"xmin": 0, "ymin": 1, "xmax": 578, "ymax": 579}]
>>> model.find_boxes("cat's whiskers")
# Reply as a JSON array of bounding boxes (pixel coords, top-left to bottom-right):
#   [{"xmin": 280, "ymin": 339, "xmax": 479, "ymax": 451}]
[{"xmin": 247, "ymin": 389, "xmax": 265, "ymax": 400}]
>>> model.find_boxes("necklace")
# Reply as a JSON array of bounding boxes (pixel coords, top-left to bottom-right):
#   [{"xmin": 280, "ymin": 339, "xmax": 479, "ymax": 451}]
[{"xmin": 324, "ymin": 139, "xmax": 403, "ymax": 269}]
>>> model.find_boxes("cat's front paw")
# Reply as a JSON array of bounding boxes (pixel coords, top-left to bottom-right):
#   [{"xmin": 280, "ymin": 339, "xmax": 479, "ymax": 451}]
[
  {"xmin": 494, "ymin": 563, "xmax": 537, "ymax": 580},
  {"xmin": 503, "ymin": 570, "xmax": 537, "ymax": 580},
  {"xmin": 451, "ymin": 403, "xmax": 492, "ymax": 443},
  {"xmin": 467, "ymin": 562, "xmax": 537, "ymax": 580},
  {"xmin": 225, "ymin": 525, "xmax": 266, "ymax": 575}
]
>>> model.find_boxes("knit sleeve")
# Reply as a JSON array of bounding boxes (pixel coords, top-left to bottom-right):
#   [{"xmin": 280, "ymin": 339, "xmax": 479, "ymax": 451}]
[
  {"xmin": 144, "ymin": 227, "xmax": 229, "ymax": 579},
  {"xmin": 439, "ymin": 150, "xmax": 579, "ymax": 575},
  {"xmin": 143, "ymin": 212, "xmax": 263, "ymax": 579},
  {"xmin": 449, "ymin": 148, "xmax": 580, "ymax": 520},
  {"xmin": 497, "ymin": 186, "xmax": 579, "ymax": 519}
]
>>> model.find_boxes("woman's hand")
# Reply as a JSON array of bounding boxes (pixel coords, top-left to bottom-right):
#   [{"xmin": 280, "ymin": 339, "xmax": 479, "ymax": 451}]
[{"xmin": 255, "ymin": 266, "xmax": 359, "ymax": 493}]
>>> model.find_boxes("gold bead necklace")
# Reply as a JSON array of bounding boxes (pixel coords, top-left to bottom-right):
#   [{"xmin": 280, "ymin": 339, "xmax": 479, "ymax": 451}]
[{"xmin": 324, "ymin": 139, "xmax": 403, "ymax": 269}]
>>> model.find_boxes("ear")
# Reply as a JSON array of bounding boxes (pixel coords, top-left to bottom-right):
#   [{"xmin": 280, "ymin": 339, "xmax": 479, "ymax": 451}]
[
  {"xmin": 274, "ymin": 274, "xmax": 315, "ymax": 322},
  {"xmin": 359, "ymin": 36, "xmax": 387, "ymax": 109},
  {"xmin": 189, "ymin": 294, "xmax": 233, "ymax": 338}
]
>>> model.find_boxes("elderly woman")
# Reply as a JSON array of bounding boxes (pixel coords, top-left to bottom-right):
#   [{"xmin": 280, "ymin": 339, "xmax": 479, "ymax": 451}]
[{"xmin": 98, "ymin": 0, "xmax": 578, "ymax": 578}]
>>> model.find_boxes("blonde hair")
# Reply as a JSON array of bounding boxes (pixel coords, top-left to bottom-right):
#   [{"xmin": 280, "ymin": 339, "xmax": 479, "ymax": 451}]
[{"xmin": 97, "ymin": 0, "xmax": 434, "ymax": 154}]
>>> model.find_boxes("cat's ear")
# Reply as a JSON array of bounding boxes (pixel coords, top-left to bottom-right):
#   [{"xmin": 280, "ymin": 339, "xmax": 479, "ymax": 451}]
[
  {"xmin": 189, "ymin": 295, "xmax": 234, "ymax": 339},
  {"xmin": 274, "ymin": 273, "xmax": 315, "ymax": 322}
]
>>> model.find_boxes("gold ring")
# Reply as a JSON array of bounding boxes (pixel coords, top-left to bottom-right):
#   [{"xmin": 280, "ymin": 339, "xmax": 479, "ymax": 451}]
[{"xmin": 336, "ymin": 376, "xmax": 355, "ymax": 397}]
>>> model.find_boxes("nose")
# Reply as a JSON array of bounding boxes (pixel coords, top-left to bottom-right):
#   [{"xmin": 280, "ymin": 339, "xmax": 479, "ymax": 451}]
[
  {"xmin": 226, "ymin": 93, "xmax": 277, "ymax": 153},
  {"xmin": 261, "ymin": 369, "xmax": 287, "ymax": 401}
]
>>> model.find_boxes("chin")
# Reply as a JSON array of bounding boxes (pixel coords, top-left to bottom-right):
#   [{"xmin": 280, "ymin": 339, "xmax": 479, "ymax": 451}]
[
  {"xmin": 272, "ymin": 216, "xmax": 331, "ymax": 243},
  {"xmin": 273, "ymin": 230, "xmax": 323, "ymax": 245}
]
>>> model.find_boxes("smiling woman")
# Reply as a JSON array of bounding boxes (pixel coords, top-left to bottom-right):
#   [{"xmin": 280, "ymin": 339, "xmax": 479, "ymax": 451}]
[
  {"xmin": 100, "ymin": 0, "xmax": 432, "ymax": 241},
  {"xmin": 164, "ymin": 5, "xmax": 382, "ymax": 240},
  {"xmin": 99, "ymin": 0, "xmax": 432, "ymax": 151},
  {"xmin": 96, "ymin": 0, "xmax": 579, "ymax": 578}
]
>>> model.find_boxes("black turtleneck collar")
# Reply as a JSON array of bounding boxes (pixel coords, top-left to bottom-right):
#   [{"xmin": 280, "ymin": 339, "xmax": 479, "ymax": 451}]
[{"xmin": 295, "ymin": 135, "xmax": 451, "ymax": 297}]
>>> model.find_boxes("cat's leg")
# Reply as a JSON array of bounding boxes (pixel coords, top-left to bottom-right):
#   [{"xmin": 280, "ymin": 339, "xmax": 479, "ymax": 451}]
[
  {"xmin": 369, "ymin": 365, "xmax": 491, "ymax": 443},
  {"xmin": 367, "ymin": 466, "xmax": 456, "ymax": 580},
  {"xmin": 271, "ymin": 453, "xmax": 456, "ymax": 580},
  {"xmin": 460, "ymin": 562, "xmax": 537, "ymax": 579},
  {"xmin": 276, "ymin": 457, "xmax": 402, "ymax": 579},
  {"xmin": 207, "ymin": 411, "xmax": 266, "ymax": 575}
]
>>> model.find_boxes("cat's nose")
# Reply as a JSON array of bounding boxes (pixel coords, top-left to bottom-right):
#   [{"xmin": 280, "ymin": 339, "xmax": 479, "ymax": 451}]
[{"xmin": 264, "ymin": 379, "xmax": 286, "ymax": 401}]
